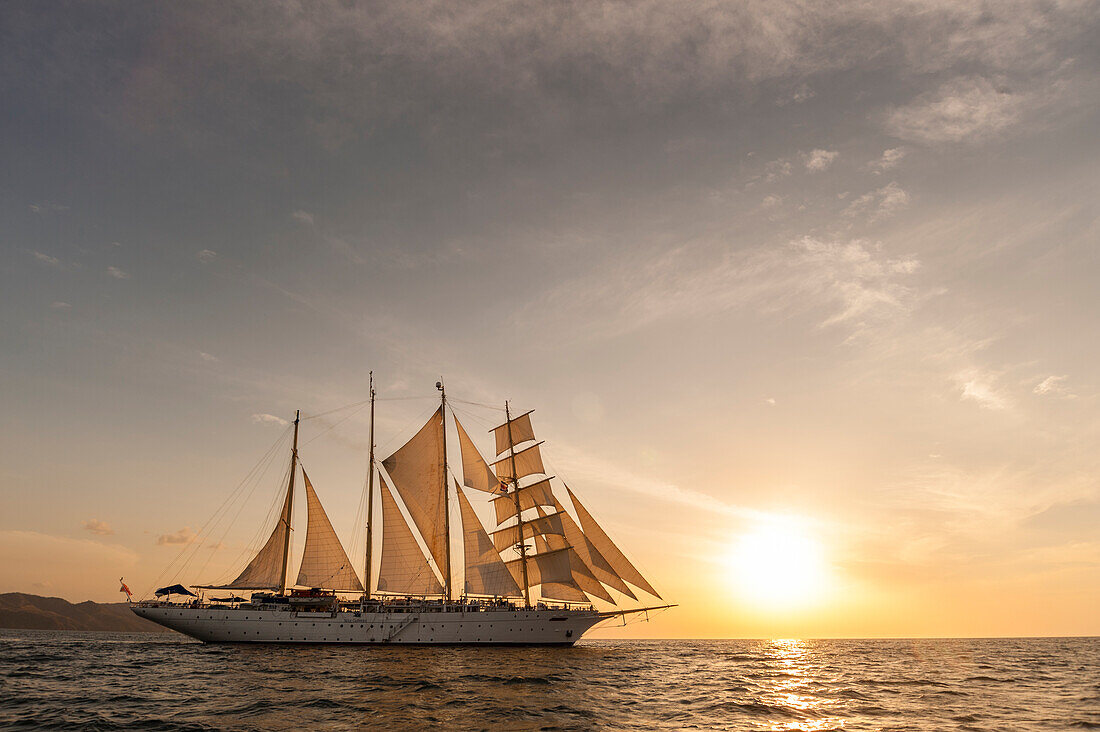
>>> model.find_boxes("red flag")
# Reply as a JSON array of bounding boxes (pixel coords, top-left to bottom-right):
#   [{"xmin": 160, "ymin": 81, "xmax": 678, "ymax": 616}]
[{"xmin": 119, "ymin": 578, "xmax": 132, "ymax": 601}]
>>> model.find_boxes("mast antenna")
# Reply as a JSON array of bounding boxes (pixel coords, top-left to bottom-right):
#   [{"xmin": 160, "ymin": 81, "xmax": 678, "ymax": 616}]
[
  {"xmin": 279, "ymin": 409, "xmax": 300, "ymax": 596},
  {"xmin": 364, "ymin": 374, "xmax": 376, "ymax": 601}
]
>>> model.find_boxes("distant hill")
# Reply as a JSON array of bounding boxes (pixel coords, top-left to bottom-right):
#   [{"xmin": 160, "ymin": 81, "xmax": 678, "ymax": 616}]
[{"xmin": 0, "ymin": 593, "xmax": 175, "ymax": 633}]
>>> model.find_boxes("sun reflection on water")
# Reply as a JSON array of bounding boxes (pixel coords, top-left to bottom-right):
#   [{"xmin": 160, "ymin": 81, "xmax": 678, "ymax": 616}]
[{"xmin": 760, "ymin": 639, "xmax": 846, "ymax": 731}]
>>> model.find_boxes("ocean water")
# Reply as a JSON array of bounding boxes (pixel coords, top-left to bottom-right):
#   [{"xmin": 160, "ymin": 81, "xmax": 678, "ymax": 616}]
[{"xmin": 0, "ymin": 631, "xmax": 1097, "ymax": 730}]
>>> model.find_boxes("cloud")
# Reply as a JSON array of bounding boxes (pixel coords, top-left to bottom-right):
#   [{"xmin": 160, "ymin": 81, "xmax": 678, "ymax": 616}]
[
  {"xmin": 251, "ymin": 413, "xmax": 289, "ymax": 426},
  {"xmin": 765, "ymin": 397, "xmax": 776, "ymax": 406},
  {"xmin": 292, "ymin": 210, "xmax": 315, "ymax": 226},
  {"xmin": 764, "ymin": 158, "xmax": 792, "ymax": 182},
  {"xmin": 522, "ymin": 234, "xmax": 921, "ymax": 342},
  {"xmin": 196, "ymin": 249, "xmax": 217, "ymax": 263},
  {"xmin": 886, "ymin": 77, "xmax": 1023, "ymax": 144},
  {"xmin": 50, "ymin": 301, "xmax": 72, "ymax": 310},
  {"xmin": 844, "ymin": 182, "xmax": 910, "ymax": 221},
  {"xmin": 198, "ymin": 351, "xmax": 219, "ymax": 362},
  {"xmin": 777, "ymin": 83, "xmax": 815, "ymax": 106},
  {"xmin": 803, "ymin": 149, "xmax": 838, "ymax": 171},
  {"xmin": 957, "ymin": 370, "xmax": 1010, "ymax": 410},
  {"xmin": 32, "ymin": 251, "xmax": 61, "ymax": 266},
  {"xmin": 81, "ymin": 519, "xmax": 114, "ymax": 536},
  {"xmin": 1033, "ymin": 375, "xmax": 1076, "ymax": 399},
  {"xmin": 871, "ymin": 148, "xmax": 906, "ymax": 171},
  {"xmin": 156, "ymin": 527, "xmax": 197, "ymax": 545},
  {"xmin": 29, "ymin": 202, "xmax": 68, "ymax": 214},
  {"xmin": 106, "ymin": 266, "xmax": 130, "ymax": 279}
]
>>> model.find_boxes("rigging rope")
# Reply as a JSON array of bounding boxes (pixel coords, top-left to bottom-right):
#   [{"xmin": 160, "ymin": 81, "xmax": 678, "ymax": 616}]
[{"xmin": 142, "ymin": 425, "xmax": 292, "ymax": 598}]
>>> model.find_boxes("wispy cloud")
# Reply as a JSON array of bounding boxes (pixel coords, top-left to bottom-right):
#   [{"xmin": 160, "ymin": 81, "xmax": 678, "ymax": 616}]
[
  {"xmin": 28, "ymin": 201, "xmax": 68, "ymax": 214},
  {"xmin": 106, "ymin": 266, "xmax": 130, "ymax": 279},
  {"xmin": 199, "ymin": 351, "xmax": 219, "ymax": 362},
  {"xmin": 196, "ymin": 249, "xmax": 217, "ymax": 263},
  {"xmin": 1034, "ymin": 375, "xmax": 1076, "ymax": 399},
  {"xmin": 803, "ymin": 149, "xmax": 838, "ymax": 171},
  {"xmin": 870, "ymin": 148, "xmax": 906, "ymax": 172},
  {"xmin": 292, "ymin": 209, "xmax": 314, "ymax": 226},
  {"xmin": 843, "ymin": 182, "xmax": 910, "ymax": 221},
  {"xmin": 31, "ymin": 251, "xmax": 61, "ymax": 266},
  {"xmin": 251, "ymin": 413, "xmax": 289, "ymax": 426},
  {"xmin": 81, "ymin": 519, "xmax": 113, "ymax": 536},
  {"xmin": 886, "ymin": 77, "xmax": 1023, "ymax": 144},
  {"xmin": 522, "ymin": 234, "xmax": 921, "ymax": 343},
  {"xmin": 957, "ymin": 369, "xmax": 1010, "ymax": 410},
  {"xmin": 156, "ymin": 527, "xmax": 197, "ymax": 545},
  {"xmin": 50, "ymin": 301, "xmax": 72, "ymax": 310},
  {"xmin": 764, "ymin": 158, "xmax": 792, "ymax": 182}
]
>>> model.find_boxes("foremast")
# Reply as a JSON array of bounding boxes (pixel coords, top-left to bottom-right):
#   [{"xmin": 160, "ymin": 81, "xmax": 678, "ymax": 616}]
[{"xmin": 505, "ymin": 401, "xmax": 532, "ymax": 607}]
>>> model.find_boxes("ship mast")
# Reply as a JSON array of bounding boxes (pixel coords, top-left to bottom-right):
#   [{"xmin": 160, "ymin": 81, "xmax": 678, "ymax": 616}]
[
  {"xmin": 279, "ymin": 409, "xmax": 300, "ymax": 595},
  {"xmin": 364, "ymin": 373, "xmax": 376, "ymax": 600},
  {"xmin": 437, "ymin": 380, "xmax": 453, "ymax": 602},
  {"xmin": 506, "ymin": 400, "xmax": 531, "ymax": 607}
]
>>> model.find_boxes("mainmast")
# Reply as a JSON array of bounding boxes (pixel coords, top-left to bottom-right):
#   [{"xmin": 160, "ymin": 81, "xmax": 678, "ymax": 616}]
[
  {"xmin": 279, "ymin": 409, "xmax": 300, "ymax": 595},
  {"xmin": 437, "ymin": 380, "xmax": 453, "ymax": 602},
  {"xmin": 506, "ymin": 400, "xmax": 532, "ymax": 607},
  {"xmin": 364, "ymin": 373, "xmax": 376, "ymax": 600}
]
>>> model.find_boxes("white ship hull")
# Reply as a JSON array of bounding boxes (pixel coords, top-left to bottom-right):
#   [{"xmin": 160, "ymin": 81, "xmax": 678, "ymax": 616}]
[{"xmin": 132, "ymin": 605, "xmax": 605, "ymax": 645}]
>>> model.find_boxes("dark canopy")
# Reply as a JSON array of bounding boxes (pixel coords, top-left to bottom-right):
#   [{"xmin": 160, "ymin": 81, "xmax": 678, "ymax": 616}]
[{"xmin": 155, "ymin": 584, "xmax": 198, "ymax": 598}]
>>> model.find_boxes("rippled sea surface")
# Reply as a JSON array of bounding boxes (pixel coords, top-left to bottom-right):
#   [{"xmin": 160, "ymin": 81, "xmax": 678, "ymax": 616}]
[{"xmin": 1, "ymin": 631, "xmax": 1098, "ymax": 730}]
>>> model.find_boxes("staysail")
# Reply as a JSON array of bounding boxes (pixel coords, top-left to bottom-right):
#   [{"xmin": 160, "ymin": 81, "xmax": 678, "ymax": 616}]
[
  {"xmin": 456, "ymin": 482, "xmax": 522, "ymax": 597},
  {"xmin": 376, "ymin": 481, "xmax": 443, "ymax": 596},
  {"xmin": 212, "ymin": 478, "xmax": 292, "ymax": 590},
  {"xmin": 295, "ymin": 470, "xmax": 363, "ymax": 591},
  {"xmin": 381, "ymin": 408, "xmax": 448, "ymax": 576},
  {"xmin": 566, "ymin": 486, "xmax": 661, "ymax": 599},
  {"xmin": 456, "ymin": 417, "xmax": 504, "ymax": 494}
]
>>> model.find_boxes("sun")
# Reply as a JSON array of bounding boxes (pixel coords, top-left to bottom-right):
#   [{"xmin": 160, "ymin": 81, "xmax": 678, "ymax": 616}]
[{"xmin": 728, "ymin": 518, "xmax": 828, "ymax": 610}]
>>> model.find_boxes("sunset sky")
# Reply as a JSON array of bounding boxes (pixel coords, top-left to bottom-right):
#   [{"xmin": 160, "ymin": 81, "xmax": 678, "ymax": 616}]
[{"xmin": 2, "ymin": 1, "xmax": 1099, "ymax": 638}]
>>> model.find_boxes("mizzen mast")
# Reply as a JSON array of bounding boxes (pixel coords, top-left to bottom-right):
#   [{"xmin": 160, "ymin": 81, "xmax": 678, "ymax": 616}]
[{"xmin": 279, "ymin": 409, "xmax": 300, "ymax": 595}]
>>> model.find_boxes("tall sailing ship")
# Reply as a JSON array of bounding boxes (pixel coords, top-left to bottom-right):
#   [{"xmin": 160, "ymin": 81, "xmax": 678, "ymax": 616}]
[{"xmin": 133, "ymin": 381, "xmax": 669, "ymax": 645}]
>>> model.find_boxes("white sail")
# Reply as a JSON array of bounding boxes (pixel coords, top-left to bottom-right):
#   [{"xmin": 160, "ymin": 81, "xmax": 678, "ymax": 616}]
[
  {"xmin": 532, "ymin": 507, "xmax": 615, "ymax": 604},
  {"xmin": 566, "ymin": 486, "xmax": 661, "ymax": 599},
  {"xmin": 492, "ymin": 410, "xmax": 536, "ymax": 455},
  {"xmin": 456, "ymin": 483, "xmax": 522, "ymax": 598},
  {"xmin": 540, "ymin": 581, "xmax": 590, "ymax": 603},
  {"xmin": 295, "ymin": 470, "xmax": 363, "ymax": 591},
  {"xmin": 492, "ymin": 442, "xmax": 546, "ymax": 483},
  {"xmin": 505, "ymin": 547, "xmax": 573, "ymax": 586},
  {"xmin": 381, "ymin": 408, "xmax": 448, "ymax": 575},
  {"xmin": 490, "ymin": 478, "xmax": 555, "ymax": 524},
  {"xmin": 376, "ymin": 481, "xmax": 443, "ymax": 596},
  {"xmin": 529, "ymin": 528, "xmax": 594, "ymax": 603},
  {"xmin": 456, "ymin": 417, "xmax": 504, "ymax": 494},
  {"xmin": 505, "ymin": 546, "xmax": 613, "ymax": 603},
  {"xmin": 215, "ymin": 479, "xmax": 292, "ymax": 590},
  {"xmin": 490, "ymin": 511, "xmax": 566, "ymax": 552},
  {"xmin": 553, "ymin": 499, "xmax": 636, "ymax": 599}
]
